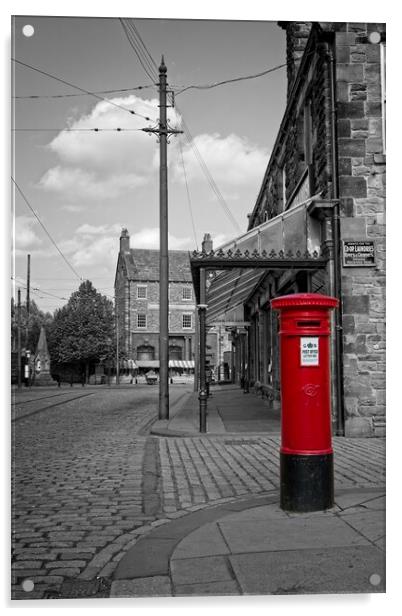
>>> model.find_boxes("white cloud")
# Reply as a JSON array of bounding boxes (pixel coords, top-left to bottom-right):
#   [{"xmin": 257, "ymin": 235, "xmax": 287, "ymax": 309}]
[
  {"xmin": 130, "ymin": 227, "xmax": 192, "ymax": 250},
  {"xmin": 59, "ymin": 224, "xmax": 192, "ymax": 270},
  {"xmin": 58, "ymin": 223, "xmax": 121, "ymax": 268},
  {"xmin": 61, "ymin": 204, "xmax": 84, "ymax": 213},
  {"xmin": 14, "ymin": 216, "xmax": 42, "ymax": 253},
  {"xmin": 39, "ymin": 166, "xmax": 147, "ymax": 200},
  {"xmin": 172, "ymin": 133, "xmax": 269, "ymax": 189},
  {"xmin": 76, "ymin": 223, "xmax": 122, "ymax": 236},
  {"xmin": 38, "ymin": 95, "xmax": 181, "ymax": 202},
  {"xmin": 37, "ymin": 94, "xmax": 267, "ymax": 213},
  {"xmin": 71, "ymin": 236, "xmax": 116, "ymax": 268}
]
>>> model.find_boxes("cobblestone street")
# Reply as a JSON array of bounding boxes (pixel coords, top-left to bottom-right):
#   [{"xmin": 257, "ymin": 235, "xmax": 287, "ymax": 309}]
[
  {"xmin": 11, "ymin": 385, "xmax": 386, "ymax": 600},
  {"xmin": 159, "ymin": 435, "xmax": 385, "ymax": 512},
  {"xmin": 11, "ymin": 385, "xmax": 186, "ymax": 599}
]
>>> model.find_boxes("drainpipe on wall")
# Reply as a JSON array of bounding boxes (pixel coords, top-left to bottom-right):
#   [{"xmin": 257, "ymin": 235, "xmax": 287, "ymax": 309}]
[{"xmin": 328, "ymin": 40, "xmax": 346, "ymax": 436}]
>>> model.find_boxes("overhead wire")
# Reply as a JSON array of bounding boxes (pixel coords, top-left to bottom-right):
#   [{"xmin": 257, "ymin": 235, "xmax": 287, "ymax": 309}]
[
  {"xmin": 178, "ymin": 136, "xmax": 198, "ymax": 250},
  {"xmin": 12, "ymin": 58, "xmax": 157, "ymax": 123},
  {"xmin": 174, "ymin": 62, "xmax": 288, "ymax": 95},
  {"xmin": 177, "ymin": 110, "xmax": 242, "ymax": 233},
  {"xmin": 12, "ymin": 276, "xmax": 115, "ymax": 307},
  {"xmin": 13, "ymin": 127, "xmax": 144, "ymax": 132},
  {"xmin": 129, "ymin": 21, "xmax": 159, "ymax": 73},
  {"xmin": 11, "ymin": 276, "xmax": 67, "ymax": 301},
  {"xmin": 125, "ymin": 21, "xmax": 159, "ymax": 82},
  {"xmin": 121, "ymin": 18, "xmax": 242, "ymax": 234},
  {"xmin": 119, "ymin": 19, "xmax": 158, "ymax": 84},
  {"xmin": 120, "ymin": 20, "xmax": 155, "ymax": 83},
  {"xmin": 13, "ymin": 84, "xmax": 155, "ymax": 99},
  {"xmin": 12, "ymin": 177, "xmax": 83, "ymax": 281}
]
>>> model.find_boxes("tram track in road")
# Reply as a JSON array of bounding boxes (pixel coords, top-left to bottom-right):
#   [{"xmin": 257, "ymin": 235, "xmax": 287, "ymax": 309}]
[
  {"xmin": 12, "ymin": 390, "xmax": 85, "ymax": 405},
  {"xmin": 12, "ymin": 392, "xmax": 95, "ymax": 422}
]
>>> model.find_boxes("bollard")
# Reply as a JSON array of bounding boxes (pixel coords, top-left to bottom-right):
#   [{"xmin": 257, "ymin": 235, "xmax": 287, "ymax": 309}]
[
  {"xmin": 199, "ymin": 388, "xmax": 207, "ymax": 433},
  {"xmin": 243, "ymin": 379, "xmax": 249, "ymax": 394},
  {"xmin": 271, "ymin": 293, "xmax": 338, "ymax": 512}
]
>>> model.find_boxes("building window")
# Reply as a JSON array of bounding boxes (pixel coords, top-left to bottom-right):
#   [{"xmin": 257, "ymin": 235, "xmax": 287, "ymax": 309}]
[
  {"xmin": 137, "ymin": 285, "xmax": 147, "ymax": 299},
  {"xmin": 137, "ymin": 314, "xmax": 147, "ymax": 328},
  {"xmin": 303, "ymin": 100, "xmax": 313, "ymax": 166},
  {"xmin": 182, "ymin": 286, "xmax": 192, "ymax": 300},
  {"xmin": 182, "ymin": 314, "xmax": 192, "ymax": 329},
  {"xmin": 278, "ymin": 165, "xmax": 286, "ymax": 211},
  {"xmin": 137, "ymin": 345, "xmax": 154, "ymax": 360},
  {"xmin": 169, "ymin": 345, "xmax": 182, "ymax": 360}
]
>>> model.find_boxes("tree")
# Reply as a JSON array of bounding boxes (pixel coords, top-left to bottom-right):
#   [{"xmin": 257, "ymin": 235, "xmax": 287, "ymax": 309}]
[
  {"xmin": 11, "ymin": 297, "xmax": 53, "ymax": 353},
  {"xmin": 47, "ymin": 280, "xmax": 115, "ymax": 382}
]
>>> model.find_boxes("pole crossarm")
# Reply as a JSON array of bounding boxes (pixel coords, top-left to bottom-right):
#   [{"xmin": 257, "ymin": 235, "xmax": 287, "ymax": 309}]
[{"xmin": 143, "ymin": 125, "xmax": 183, "ymax": 138}]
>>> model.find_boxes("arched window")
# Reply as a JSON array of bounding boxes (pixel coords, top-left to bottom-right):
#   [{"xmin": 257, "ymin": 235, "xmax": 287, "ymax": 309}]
[
  {"xmin": 136, "ymin": 345, "xmax": 155, "ymax": 360},
  {"xmin": 169, "ymin": 345, "xmax": 182, "ymax": 360}
]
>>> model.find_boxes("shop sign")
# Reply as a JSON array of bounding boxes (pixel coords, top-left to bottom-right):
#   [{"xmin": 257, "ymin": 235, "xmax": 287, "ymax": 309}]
[
  {"xmin": 300, "ymin": 337, "xmax": 319, "ymax": 366},
  {"xmin": 343, "ymin": 241, "xmax": 376, "ymax": 267}
]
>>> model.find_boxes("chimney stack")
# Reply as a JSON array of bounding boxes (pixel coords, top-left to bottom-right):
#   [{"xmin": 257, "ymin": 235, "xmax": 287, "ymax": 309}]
[
  {"xmin": 120, "ymin": 228, "xmax": 130, "ymax": 253},
  {"xmin": 201, "ymin": 233, "xmax": 213, "ymax": 253}
]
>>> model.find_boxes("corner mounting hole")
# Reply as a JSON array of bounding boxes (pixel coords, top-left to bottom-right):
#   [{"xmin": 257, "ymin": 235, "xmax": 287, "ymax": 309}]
[
  {"xmin": 369, "ymin": 573, "xmax": 381, "ymax": 586},
  {"xmin": 22, "ymin": 578, "xmax": 35, "ymax": 592},
  {"xmin": 22, "ymin": 25, "xmax": 35, "ymax": 37}
]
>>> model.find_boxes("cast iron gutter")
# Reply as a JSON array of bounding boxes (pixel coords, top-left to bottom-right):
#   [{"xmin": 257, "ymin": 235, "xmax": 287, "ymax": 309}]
[{"xmin": 327, "ymin": 35, "xmax": 346, "ymax": 436}]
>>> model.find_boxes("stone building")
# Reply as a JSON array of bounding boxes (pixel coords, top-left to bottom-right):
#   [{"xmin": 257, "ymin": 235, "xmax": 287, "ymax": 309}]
[
  {"xmin": 199, "ymin": 21, "xmax": 385, "ymax": 437},
  {"xmin": 115, "ymin": 229, "xmax": 196, "ymax": 373}
]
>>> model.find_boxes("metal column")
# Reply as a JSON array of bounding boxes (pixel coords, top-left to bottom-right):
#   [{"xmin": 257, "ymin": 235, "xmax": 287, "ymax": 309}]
[{"xmin": 198, "ymin": 267, "xmax": 207, "ymax": 432}]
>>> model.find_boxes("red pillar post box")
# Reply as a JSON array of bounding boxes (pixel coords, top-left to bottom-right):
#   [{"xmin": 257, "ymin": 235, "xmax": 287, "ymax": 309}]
[{"xmin": 271, "ymin": 293, "xmax": 339, "ymax": 512}]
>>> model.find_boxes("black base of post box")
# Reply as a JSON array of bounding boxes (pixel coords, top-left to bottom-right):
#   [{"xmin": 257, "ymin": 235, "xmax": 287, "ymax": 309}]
[{"xmin": 280, "ymin": 452, "xmax": 334, "ymax": 512}]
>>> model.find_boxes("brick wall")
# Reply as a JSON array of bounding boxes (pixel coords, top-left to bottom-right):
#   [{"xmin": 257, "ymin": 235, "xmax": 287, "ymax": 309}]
[
  {"xmin": 336, "ymin": 23, "xmax": 386, "ymax": 436},
  {"xmin": 279, "ymin": 21, "xmax": 312, "ymax": 98},
  {"xmin": 126, "ymin": 280, "xmax": 195, "ymax": 360},
  {"xmin": 115, "ymin": 260, "xmax": 130, "ymax": 356}
]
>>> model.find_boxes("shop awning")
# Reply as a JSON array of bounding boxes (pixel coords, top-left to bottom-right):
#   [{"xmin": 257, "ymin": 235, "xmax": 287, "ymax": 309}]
[
  {"xmin": 136, "ymin": 360, "xmax": 160, "ymax": 369},
  {"xmin": 135, "ymin": 360, "xmax": 195, "ymax": 369},
  {"xmin": 217, "ymin": 198, "xmax": 320, "ymax": 255},
  {"xmin": 190, "ymin": 198, "xmax": 327, "ymax": 323},
  {"xmin": 206, "ymin": 269, "xmax": 266, "ymax": 324},
  {"xmin": 169, "ymin": 360, "xmax": 195, "ymax": 369},
  {"xmin": 121, "ymin": 359, "xmax": 138, "ymax": 369}
]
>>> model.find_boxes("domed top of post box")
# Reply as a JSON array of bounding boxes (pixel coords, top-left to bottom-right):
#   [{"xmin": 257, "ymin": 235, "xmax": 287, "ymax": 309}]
[{"xmin": 271, "ymin": 293, "xmax": 338, "ymax": 310}]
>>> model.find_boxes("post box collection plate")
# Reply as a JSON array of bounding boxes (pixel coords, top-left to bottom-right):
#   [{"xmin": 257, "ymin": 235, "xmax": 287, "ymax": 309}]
[{"xmin": 300, "ymin": 337, "xmax": 319, "ymax": 366}]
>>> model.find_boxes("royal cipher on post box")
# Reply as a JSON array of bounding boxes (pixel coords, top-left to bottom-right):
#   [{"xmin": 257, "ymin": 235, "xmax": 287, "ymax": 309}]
[{"xmin": 271, "ymin": 293, "xmax": 339, "ymax": 512}]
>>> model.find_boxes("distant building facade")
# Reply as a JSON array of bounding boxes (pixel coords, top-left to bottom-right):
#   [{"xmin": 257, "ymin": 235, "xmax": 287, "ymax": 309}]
[{"xmin": 115, "ymin": 229, "xmax": 196, "ymax": 371}]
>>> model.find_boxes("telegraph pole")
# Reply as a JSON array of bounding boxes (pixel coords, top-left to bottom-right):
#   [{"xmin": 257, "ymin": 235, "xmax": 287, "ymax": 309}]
[
  {"xmin": 26, "ymin": 253, "xmax": 30, "ymax": 349},
  {"xmin": 17, "ymin": 289, "xmax": 22, "ymax": 389},
  {"xmin": 143, "ymin": 57, "xmax": 182, "ymax": 420},
  {"xmin": 116, "ymin": 308, "xmax": 120, "ymax": 386}
]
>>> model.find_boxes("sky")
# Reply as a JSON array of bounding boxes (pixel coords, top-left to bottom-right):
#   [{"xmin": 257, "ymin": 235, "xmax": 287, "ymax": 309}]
[{"xmin": 11, "ymin": 14, "xmax": 287, "ymax": 312}]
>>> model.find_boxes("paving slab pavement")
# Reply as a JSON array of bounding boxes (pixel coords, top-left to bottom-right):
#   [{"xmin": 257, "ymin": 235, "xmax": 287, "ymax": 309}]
[
  {"xmin": 151, "ymin": 384, "xmax": 281, "ymax": 436},
  {"xmin": 112, "ymin": 487, "xmax": 385, "ymax": 597}
]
